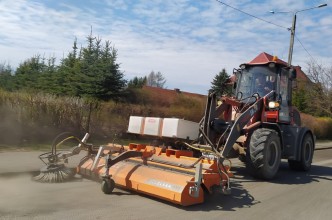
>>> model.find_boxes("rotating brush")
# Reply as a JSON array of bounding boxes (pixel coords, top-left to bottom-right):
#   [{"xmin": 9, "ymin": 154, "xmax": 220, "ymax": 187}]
[
  {"xmin": 33, "ymin": 132, "xmax": 88, "ymax": 183},
  {"xmin": 33, "ymin": 163, "xmax": 75, "ymax": 183}
]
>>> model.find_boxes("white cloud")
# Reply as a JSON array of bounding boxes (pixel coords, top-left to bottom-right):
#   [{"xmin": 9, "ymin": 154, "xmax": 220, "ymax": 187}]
[{"xmin": 0, "ymin": 0, "xmax": 331, "ymax": 94}]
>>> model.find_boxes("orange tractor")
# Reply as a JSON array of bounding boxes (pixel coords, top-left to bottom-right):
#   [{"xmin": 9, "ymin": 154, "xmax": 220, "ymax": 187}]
[{"xmin": 34, "ymin": 56, "xmax": 314, "ymax": 206}]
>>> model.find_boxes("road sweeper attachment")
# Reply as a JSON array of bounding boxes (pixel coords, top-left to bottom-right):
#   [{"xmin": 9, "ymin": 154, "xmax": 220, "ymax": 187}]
[
  {"xmin": 33, "ymin": 128, "xmax": 234, "ymax": 206},
  {"xmin": 32, "ymin": 91, "xmax": 274, "ymax": 206}
]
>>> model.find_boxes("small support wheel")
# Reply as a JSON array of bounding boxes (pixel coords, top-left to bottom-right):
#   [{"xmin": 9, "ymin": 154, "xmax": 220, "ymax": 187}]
[{"xmin": 101, "ymin": 178, "xmax": 115, "ymax": 194}]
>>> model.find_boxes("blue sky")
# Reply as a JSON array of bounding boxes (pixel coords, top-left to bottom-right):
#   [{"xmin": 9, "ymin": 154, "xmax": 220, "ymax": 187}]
[{"xmin": 0, "ymin": 0, "xmax": 331, "ymax": 94}]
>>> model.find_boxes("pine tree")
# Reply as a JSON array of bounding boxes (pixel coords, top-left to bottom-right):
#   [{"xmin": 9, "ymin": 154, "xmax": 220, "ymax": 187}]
[
  {"xmin": 15, "ymin": 55, "xmax": 48, "ymax": 91},
  {"xmin": 0, "ymin": 62, "xmax": 14, "ymax": 91},
  {"xmin": 9, "ymin": 32, "xmax": 126, "ymax": 100},
  {"xmin": 55, "ymin": 34, "xmax": 126, "ymax": 100},
  {"xmin": 96, "ymin": 40, "xmax": 126, "ymax": 100},
  {"xmin": 55, "ymin": 39, "xmax": 81, "ymax": 96},
  {"xmin": 128, "ymin": 76, "xmax": 147, "ymax": 88},
  {"xmin": 211, "ymin": 68, "xmax": 231, "ymax": 96}
]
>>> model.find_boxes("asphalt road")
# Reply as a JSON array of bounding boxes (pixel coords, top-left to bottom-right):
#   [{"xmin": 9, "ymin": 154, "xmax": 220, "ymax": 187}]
[{"xmin": 0, "ymin": 145, "xmax": 332, "ymax": 220}]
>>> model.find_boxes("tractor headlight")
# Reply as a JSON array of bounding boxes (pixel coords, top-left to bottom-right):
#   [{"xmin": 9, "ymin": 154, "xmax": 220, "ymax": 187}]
[{"xmin": 268, "ymin": 101, "xmax": 280, "ymax": 109}]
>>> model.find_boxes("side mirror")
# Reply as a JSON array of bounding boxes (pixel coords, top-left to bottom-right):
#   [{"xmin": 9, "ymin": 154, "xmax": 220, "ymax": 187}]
[
  {"xmin": 289, "ymin": 68, "xmax": 296, "ymax": 80},
  {"xmin": 233, "ymin": 68, "xmax": 240, "ymax": 75}
]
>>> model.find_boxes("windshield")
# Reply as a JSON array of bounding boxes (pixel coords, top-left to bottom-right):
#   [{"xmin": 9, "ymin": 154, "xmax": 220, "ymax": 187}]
[{"xmin": 236, "ymin": 65, "xmax": 277, "ymax": 99}]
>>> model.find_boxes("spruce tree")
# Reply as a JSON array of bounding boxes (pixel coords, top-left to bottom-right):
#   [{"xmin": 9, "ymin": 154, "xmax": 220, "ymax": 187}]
[
  {"xmin": 211, "ymin": 68, "xmax": 231, "ymax": 96},
  {"xmin": 128, "ymin": 76, "xmax": 147, "ymax": 88},
  {"xmin": 0, "ymin": 62, "xmax": 13, "ymax": 91}
]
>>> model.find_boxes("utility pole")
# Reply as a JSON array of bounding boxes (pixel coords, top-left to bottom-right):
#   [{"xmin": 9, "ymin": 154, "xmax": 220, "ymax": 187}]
[
  {"xmin": 287, "ymin": 14, "xmax": 296, "ymax": 66},
  {"xmin": 270, "ymin": 3, "xmax": 327, "ymax": 66}
]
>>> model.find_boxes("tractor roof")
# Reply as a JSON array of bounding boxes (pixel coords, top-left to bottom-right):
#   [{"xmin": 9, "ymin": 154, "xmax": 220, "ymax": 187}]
[
  {"xmin": 234, "ymin": 52, "xmax": 310, "ymax": 82},
  {"xmin": 243, "ymin": 52, "xmax": 289, "ymax": 67}
]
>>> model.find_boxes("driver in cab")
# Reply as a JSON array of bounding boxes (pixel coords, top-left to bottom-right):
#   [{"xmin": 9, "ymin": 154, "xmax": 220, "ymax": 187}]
[{"xmin": 255, "ymin": 75, "xmax": 274, "ymax": 96}]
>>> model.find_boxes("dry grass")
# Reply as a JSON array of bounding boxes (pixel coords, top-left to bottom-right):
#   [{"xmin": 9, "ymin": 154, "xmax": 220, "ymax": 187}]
[
  {"xmin": 1, "ymin": 89, "xmax": 331, "ymax": 148},
  {"xmin": 0, "ymin": 90, "xmax": 207, "ymax": 145}
]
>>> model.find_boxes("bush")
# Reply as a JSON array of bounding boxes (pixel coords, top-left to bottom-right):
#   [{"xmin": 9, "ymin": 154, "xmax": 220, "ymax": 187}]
[{"xmin": 301, "ymin": 113, "xmax": 332, "ymax": 140}]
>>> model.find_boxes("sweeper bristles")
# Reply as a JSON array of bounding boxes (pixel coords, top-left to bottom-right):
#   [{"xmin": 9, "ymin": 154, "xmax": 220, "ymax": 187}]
[{"xmin": 33, "ymin": 164, "xmax": 75, "ymax": 183}]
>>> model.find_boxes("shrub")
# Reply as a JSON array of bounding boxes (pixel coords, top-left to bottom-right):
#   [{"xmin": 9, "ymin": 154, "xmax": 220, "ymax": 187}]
[{"xmin": 301, "ymin": 113, "xmax": 332, "ymax": 139}]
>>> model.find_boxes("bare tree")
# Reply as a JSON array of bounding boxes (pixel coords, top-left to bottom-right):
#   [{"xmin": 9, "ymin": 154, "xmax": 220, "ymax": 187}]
[
  {"xmin": 146, "ymin": 71, "xmax": 166, "ymax": 88},
  {"xmin": 306, "ymin": 60, "xmax": 332, "ymax": 116}
]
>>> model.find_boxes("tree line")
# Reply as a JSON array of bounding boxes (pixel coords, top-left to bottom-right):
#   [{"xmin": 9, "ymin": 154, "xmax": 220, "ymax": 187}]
[
  {"xmin": 0, "ymin": 32, "xmax": 331, "ymax": 118},
  {"xmin": 0, "ymin": 33, "xmax": 167, "ymax": 101}
]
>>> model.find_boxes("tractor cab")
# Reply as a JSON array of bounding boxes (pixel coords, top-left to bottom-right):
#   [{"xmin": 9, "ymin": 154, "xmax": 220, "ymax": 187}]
[
  {"xmin": 235, "ymin": 64, "xmax": 277, "ymax": 98},
  {"xmin": 234, "ymin": 60, "xmax": 296, "ymax": 123}
]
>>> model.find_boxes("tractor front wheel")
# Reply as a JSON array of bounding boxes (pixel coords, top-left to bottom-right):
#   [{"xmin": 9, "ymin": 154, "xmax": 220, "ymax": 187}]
[{"xmin": 247, "ymin": 128, "xmax": 281, "ymax": 180}]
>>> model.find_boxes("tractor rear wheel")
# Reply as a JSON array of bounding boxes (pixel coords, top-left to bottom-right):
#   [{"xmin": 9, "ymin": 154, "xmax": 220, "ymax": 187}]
[
  {"xmin": 288, "ymin": 133, "xmax": 314, "ymax": 171},
  {"xmin": 247, "ymin": 128, "xmax": 281, "ymax": 180}
]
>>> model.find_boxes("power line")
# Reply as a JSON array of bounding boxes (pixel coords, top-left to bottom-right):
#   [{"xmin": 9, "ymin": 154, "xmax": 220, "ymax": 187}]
[
  {"xmin": 215, "ymin": 0, "xmax": 323, "ymax": 66},
  {"xmin": 214, "ymin": 0, "xmax": 288, "ymax": 30},
  {"xmin": 294, "ymin": 35, "xmax": 316, "ymax": 63}
]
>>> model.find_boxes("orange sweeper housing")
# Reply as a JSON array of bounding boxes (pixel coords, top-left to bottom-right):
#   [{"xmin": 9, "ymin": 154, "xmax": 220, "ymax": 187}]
[
  {"xmin": 34, "ymin": 53, "xmax": 315, "ymax": 206},
  {"xmin": 35, "ymin": 132, "xmax": 233, "ymax": 206},
  {"xmin": 78, "ymin": 143, "xmax": 233, "ymax": 206}
]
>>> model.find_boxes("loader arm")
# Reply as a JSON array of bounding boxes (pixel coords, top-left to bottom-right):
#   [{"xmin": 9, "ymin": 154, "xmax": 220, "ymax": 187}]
[
  {"xmin": 201, "ymin": 90, "xmax": 265, "ymax": 159},
  {"xmin": 220, "ymin": 97, "xmax": 263, "ymax": 160}
]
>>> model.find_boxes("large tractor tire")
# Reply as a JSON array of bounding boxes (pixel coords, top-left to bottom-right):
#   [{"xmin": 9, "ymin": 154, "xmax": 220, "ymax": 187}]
[
  {"xmin": 288, "ymin": 133, "xmax": 314, "ymax": 171},
  {"xmin": 247, "ymin": 128, "xmax": 281, "ymax": 180}
]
